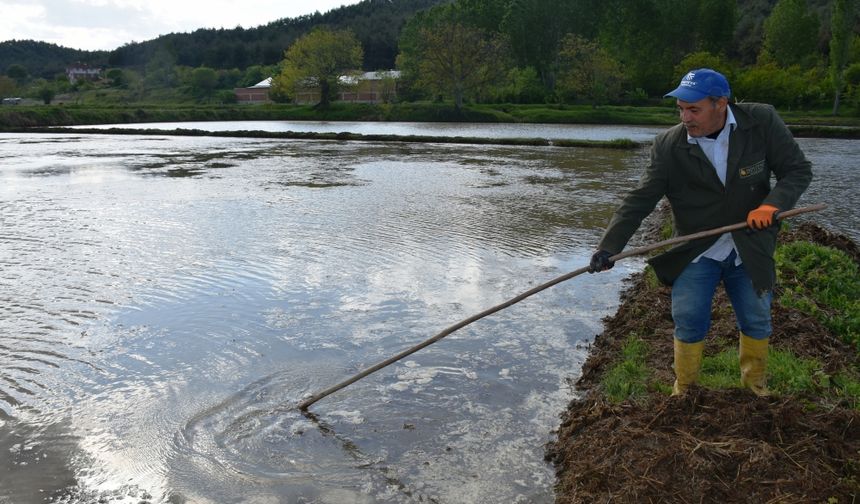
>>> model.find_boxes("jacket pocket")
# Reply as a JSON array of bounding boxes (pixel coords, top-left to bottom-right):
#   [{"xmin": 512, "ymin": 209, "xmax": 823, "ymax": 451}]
[{"xmin": 736, "ymin": 158, "xmax": 770, "ymax": 199}]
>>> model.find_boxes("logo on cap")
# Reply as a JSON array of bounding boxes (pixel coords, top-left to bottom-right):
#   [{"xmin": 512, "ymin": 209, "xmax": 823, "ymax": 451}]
[{"xmin": 680, "ymin": 72, "xmax": 697, "ymax": 88}]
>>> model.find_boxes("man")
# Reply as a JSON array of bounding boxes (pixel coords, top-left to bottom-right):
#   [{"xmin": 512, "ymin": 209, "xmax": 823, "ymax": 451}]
[{"xmin": 588, "ymin": 68, "xmax": 812, "ymax": 396}]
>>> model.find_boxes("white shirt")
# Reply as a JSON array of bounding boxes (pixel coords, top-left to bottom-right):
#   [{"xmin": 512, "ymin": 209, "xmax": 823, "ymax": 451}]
[{"xmin": 688, "ymin": 106, "xmax": 740, "ymax": 264}]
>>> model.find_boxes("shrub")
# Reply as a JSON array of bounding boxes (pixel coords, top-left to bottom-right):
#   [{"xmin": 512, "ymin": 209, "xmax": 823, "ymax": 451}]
[{"xmin": 734, "ymin": 63, "xmax": 825, "ymax": 108}]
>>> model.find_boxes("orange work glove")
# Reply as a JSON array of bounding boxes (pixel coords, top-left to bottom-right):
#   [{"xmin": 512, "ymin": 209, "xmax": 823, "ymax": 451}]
[{"xmin": 746, "ymin": 204, "xmax": 780, "ymax": 230}]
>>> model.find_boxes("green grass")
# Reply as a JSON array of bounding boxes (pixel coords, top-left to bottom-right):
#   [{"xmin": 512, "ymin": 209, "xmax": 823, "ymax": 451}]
[
  {"xmin": 601, "ymin": 335, "xmax": 650, "ymax": 403},
  {"xmin": 699, "ymin": 349, "xmax": 742, "ymax": 389},
  {"xmin": 777, "ymin": 108, "xmax": 860, "ymax": 126},
  {"xmin": 775, "ymin": 242, "xmax": 860, "ymax": 350},
  {"xmin": 590, "ymin": 332, "xmax": 841, "ymax": 404},
  {"xmin": 697, "ymin": 347, "xmax": 860, "ymax": 409},
  {"xmin": 700, "ymin": 348, "xmax": 821, "ymax": 395},
  {"xmin": 768, "ymin": 350, "xmax": 822, "ymax": 394},
  {"xmin": 596, "ymin": 236, "xmax": 859, "ymax": 409},
  {"xmin": 833, "ymin": 373, "xmax": 860, "ymax": 409},
  {"xmin": 659, "ymin": 219, "xmax": 674, "ymax": 241},
  {"xmin": 643, "ymin": 265, "xmax": 662, "ymax": 289}
]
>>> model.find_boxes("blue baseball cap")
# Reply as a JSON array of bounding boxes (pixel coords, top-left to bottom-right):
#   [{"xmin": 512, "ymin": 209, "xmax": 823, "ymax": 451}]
[{"xmin": 664, "ymin": 68, "xmax": 731, "ymax": 102}]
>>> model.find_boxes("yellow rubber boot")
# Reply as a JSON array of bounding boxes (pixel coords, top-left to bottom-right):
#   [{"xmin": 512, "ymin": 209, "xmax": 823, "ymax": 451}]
[
  {"xmin": 672, "ymin": 339, "xmax": 705, "ymax": 396},
  {"xmin": 739, "ymin": 332, "xmax": 769, "ymax": 396}
]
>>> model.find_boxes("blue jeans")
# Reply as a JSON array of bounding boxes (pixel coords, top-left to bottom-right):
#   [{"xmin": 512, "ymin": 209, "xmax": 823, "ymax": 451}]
[{"xmin": 671, "ymin": 250, "xmax": 772, "ymax": 343}]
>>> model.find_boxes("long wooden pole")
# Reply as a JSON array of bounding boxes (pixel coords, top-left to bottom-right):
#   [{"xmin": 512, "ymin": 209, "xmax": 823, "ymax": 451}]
[{"xmin": 298, "ymin": 203, "xmax": 826, "ymax": 411}]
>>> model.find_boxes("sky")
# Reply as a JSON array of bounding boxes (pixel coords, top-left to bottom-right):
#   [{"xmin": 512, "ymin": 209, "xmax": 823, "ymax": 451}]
[{"xmin": 0, "ymin": 0, "xmax": 363, "ymax": 51}]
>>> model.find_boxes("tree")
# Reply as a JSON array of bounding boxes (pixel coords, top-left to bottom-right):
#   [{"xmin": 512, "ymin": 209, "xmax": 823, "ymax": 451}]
[
  {"xmin": 735, "ymin": 63, "xmax": 810, "ymax": 107},
  {"xmin": 0, "ymin": 76, "xmax": 16, "ymax": 97},
  {"xmin": 598, "ymin": 0, "xmax": 699, "ymax": 96},
  {"xmin": 218, "ymin": 69, "xmax": 243, "ymax": 90},
  {"xmin": 845, "ymin": 60, "xmax": 860, "ymax": 109},
  {"xmin": 491, "ymin": 66, "xmax": 547, "ymax": 103},
  {"xmin": 458, "ymin": 0, "xmax": 509, "ymax": 32},
  {"xmin": 106, "ymin": 68, "xmax": 127, "ymax": 88},
  {"xmin": 556, "ymin": 35, "xmax": 625, "ymax": 106},
  {"xmin": 376, "ymin": 72, "xmax": 398, "ymax": 104},
  {"xmin": 231, "ymin": 44, "xmax": 250, "ymax": 69},
  {"xmin": 145, "ymin": 47, "xmax": 179, "ymax": 88},
  {"xmin": 397, "ymin": 6, "xmax": 508, "ymax": 110},
  {"xmin": 501, "ymin": 0, "xmax": 564, "ymax": 89},
  {"xmin": 695, "ymin": 0, "xmax": 738, "ymax": 54},
  {"xmin": 240, "ymin": 65, "xmax": 272, "ymax": 87},
  {"xmin": 762, "ymin": 0, "xmax": 820, "ymax": 67},
  {"xmin": 272, "ymin": 28, "xmax": 363, "ymax": 108},
  {"xmin": 36, "ymin": 82, "xmax": 55, "ymax": 104},
  {"xmin": 829, "ymin": 0, "xmax": 856, "ymax": 115},
  {"xmin": 53, "ymin": 74, "xmax": 72, "ymax": 95},
  {"xmin": 6, "ymin": 63, "xmax": 28, "ymax": 83},
  {"xmin": 190, "ymin": 67, "xmax": 218, "ymax": 101},
  {"xmin": 674, "ymin": 52, "xmax": 736, "ymax": 85}
]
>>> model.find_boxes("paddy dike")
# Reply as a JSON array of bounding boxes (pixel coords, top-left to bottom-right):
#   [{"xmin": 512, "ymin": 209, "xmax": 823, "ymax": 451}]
[{"xmin": 548, "ymin": 222, "xmax": 860, "ymax": 503}]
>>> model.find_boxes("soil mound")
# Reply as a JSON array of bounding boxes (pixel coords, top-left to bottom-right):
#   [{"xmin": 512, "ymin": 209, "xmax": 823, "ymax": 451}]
[
  {"xmin": 551, "ymin": 388, "xmax": 859, "ymax": 503},
  {"xmin": 548, "ymin": 223, "xmax": 860, "ymax": 503}
]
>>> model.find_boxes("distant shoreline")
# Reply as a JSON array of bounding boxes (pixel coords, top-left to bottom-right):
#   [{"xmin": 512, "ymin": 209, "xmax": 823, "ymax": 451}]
[
  {"xmin": 7, "ymin": 126, "xmax": 644, "ymax": 149},
  {"xmin": 2, "ymin": 103, "xmax": 859, "ymax": 139}
]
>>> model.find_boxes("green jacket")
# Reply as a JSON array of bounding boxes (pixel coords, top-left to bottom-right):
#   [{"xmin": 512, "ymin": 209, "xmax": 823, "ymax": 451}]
[{"xmin": 598, "ymin": 103, "xmax": 812, "ymax": 293}]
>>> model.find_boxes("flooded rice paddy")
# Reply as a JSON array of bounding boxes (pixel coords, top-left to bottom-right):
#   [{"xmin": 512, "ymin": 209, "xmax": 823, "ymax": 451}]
[{"xmin": 0, "ymin": 127, "xmax": 856, "ymax": 503}]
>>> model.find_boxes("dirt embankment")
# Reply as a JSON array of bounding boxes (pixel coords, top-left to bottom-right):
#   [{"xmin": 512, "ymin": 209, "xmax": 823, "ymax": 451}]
[{"xmin": 547, "ymin": 222, "xmax": 860, "ymax": 503}]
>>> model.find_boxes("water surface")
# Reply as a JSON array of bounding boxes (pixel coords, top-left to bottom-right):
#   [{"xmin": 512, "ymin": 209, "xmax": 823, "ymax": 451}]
[{"xmin": 0, "ymin": 131, "xmax": 855, "ymax": 503}]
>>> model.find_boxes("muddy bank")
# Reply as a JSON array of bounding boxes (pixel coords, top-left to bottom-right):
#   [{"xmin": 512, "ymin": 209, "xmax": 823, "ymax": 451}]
[{"xmin": 548, "ymin": 222, "xmax": 860, "ymax": 503}]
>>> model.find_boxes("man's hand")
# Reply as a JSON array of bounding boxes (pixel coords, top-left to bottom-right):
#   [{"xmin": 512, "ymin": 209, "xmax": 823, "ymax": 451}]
[
  {"xmin": 746, "ymin": 204, "xmax": 780, "ymax": 230},
  {"xmin": 588, "ymin": 250, "xmax": 615, "ymax": 273}
]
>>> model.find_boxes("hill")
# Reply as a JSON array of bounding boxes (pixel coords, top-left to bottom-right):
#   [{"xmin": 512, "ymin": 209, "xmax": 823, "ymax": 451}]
[
  {"xmin": 0, "ymin": 40, "xmax": 108, "ymax": 80},
  {"xmin": 1, "ymin": 0, "xmax": 844, "ymax": 80},
  {"xmin": 0, "ymin": 0, "xmax": 448, "ymax": 79}
]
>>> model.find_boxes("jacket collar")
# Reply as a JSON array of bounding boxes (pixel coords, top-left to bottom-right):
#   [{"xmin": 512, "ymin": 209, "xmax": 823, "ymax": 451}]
[{"xmin": 670, "ymin": 103, "xmax": 760, "ymax": 186}]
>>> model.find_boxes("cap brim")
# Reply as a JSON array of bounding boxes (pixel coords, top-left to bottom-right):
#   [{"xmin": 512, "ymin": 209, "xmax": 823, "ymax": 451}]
[{"xmin": 664, "ymin": 87, "xmax": 708, "ymax": 103}]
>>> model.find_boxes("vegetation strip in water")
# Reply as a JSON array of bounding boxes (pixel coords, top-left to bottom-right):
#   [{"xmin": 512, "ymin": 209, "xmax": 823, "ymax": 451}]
[
  {"xmin": 16, "ymin": 126, "xmax": 643, "ymax": 149},
  {"xmin": 0, "ymin": 102, "xmax": 680, "ymax": 128},
  {"xmin": 547, "ymin": 220, "xmax": 860, "ymax": 503},
  {"xmin": 2, "ymin": 104, "xmax": 859, "ymax": 139}
]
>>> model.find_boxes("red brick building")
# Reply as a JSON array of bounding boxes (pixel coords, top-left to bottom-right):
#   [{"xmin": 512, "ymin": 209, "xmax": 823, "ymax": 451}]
[
  {"xmin": 235, "ymin": 71, "xmax": 401, "ymax": 105},
  {"xmin": 234, "ymin": 77, "xmax": 273, "ymax": 103},
  {"xmin": 335, "ymin": 71, "xmax": 400, "ymax": 104}
]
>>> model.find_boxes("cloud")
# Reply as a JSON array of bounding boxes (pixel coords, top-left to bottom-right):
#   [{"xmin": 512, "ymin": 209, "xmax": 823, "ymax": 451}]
[
  {"xmin": 40, "ymin": 0, "xmax": 154, "ymax": 30},
  {"xmin": 0, "ymin": 0, "xmax": 159, "ymax": 49},
  {"xmin": 0, "ymin": 3, "xmax": 47, "ymax": 41},
  {"xmin": 0, "ymin": 0, "xmax": 359, "ymax": 51}
]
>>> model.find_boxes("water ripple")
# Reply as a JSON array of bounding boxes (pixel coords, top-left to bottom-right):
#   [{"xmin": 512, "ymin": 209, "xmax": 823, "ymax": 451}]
[
  {"xmin": 170, "ymin": 369, "xmax": 423, "ymax": 502},
  {"xmin": 0, "ymin": 132, "xmax": 855, "ymax": 503}
]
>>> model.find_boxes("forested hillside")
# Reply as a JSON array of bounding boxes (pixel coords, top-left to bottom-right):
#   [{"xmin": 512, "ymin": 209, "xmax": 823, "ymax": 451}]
[
  {"xmin": 106, "ymin": 0, "xmax": 445, "ymax": 71},
  {"xmin": 0, "ymin": 0, "xmax": 447, "ymax": 78},
  {"xmin": 0, "ymin": 0, "xmax": 841, "ymax": 79},
  {"xmin": 0, "ymin": 40, "xmax": 108, "ymax": 80},
  {"xmin": 1, "ymin": 0, "xmax": 857, "ymax": 112}
]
